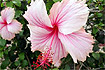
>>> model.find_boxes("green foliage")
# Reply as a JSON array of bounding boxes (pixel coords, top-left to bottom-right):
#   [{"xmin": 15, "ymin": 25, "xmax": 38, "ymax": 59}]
[
  {"xmin": 19, "ymin": 53, "xmax": 25, "ymax": 60},
  {"xmin": 46, "ymin": 1, "xmax": 54, "ymax": 14},
  {"xmin": 0, "ymin": 51, "xmax": 3, "ymax": 58},
  {"xmin": 21, "ymin": 60, "xmax": 28, "ymax": 67},
  {"xmin": 15, "ymin": 61, "xmax": 20, "ymax": 66},
  {"xmin": 92, "ymin": 53, "xmax": 100, "ymax": 60},
  {"xmin": 6, "ymin": 2, "xmax": 13, "ymax": 7},
  {"xmin": 0, "ymin": 0, "xmax": 105, "ymax": 70},
  {"xmin": 53, "ymin": 0, "xmax": 62, "ymax": 2},
  {"xmin": 15, "ymin": 10, "xmax": 23, "ymax": 18},
  {"xmin": 64, "ymin": 65, "xmax": 70, "ymax": 70},
  {"xmin": 1, "ymin": 57, "xmax": 9, "ymax": 69},
  {"xmin": 0, "ymin": 39, "xmax": 6, "ymax": 46},
  {"xmin": 12, "ymin": 0, "xmax": 21, "ymax": 7}
]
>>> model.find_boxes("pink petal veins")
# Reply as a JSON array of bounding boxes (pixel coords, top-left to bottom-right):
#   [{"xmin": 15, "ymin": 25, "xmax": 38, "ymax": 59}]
[
  {"xmin": 0, "ymin": 24, "xmax": 5, "ymax": 31},
  {"xmin": 0, "ymin": 16, "xmax": 4, "ymax": 23},
  {"xmin": 1, "ymin": 7, "xmax": 15, "ymax": 24},
  {"xmin": 0, "ymin": 26, "xmax": 15, "ymax": 40},
  {"xmin": 0, "ymin": 7, "xmax": 22, "ymax": 40},
  {"xmin": 7, "ymin": 20, "xmax": 22, "ymax": 33},
  {"xmin": 23, "ymin": 0, "xmax": 52, "ymax": 29},
  {"xmin": 50, "ymin": 32, "xmax": 67, "ymax": 67},
  {"xmin": 58, "ymin": 28, "xmax": 94, "ymax": 63},
  {"xmin": 49, "ymin": 0, "xmax": 89, "ymax": 35},
  {"xmin": 27, "ymin": 24, "xmax": 52, "ymax": 52},
  {"xmin": 28, "ymin": 24, "xmax": 67, "ymax": 67},
  {"xmin": 0, "ymin": 17, "xmax": 5, "ymax": 30},
  {"xmin": 24, "ymin": 0, "xmax": 94, "ymax": 68}
]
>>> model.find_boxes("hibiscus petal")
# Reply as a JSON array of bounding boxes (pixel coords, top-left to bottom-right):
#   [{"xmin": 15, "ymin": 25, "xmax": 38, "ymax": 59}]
[
  {"xmin": 58, "ymin": 28, "xmax": 94, "ymax": 63},
  {"xmin": 1, "ymin": 7, "xmax": 15, "ymax": 24},
  {"xmin": 0, "ymin": 24, "xmax": 4, "ymax": 30},
  {"xmin": 1, "ymin": 26, "xmax": 15, "ymax": 40},
  {"xmin": 51, "ymin": 33, "xmax": 67, "ymax": 67},
  {"xmin": 28, "ymin": 24, "xmax": 67, "ymax": 66},
  {"xmin": 27, "ymin": 24, "xmax": 52, "ymax": 52},
  {"xmin": 7, "ymin": 20, "xmax": 22, "ymax": 33},
  {"xmin": 49, "ymin": 0, "xmax": 89, "ymax": 35},
  {"xmin": 0, "ymin": 16, "xmax": 4, "ymax": 23},
  {"xmin": 0, "ymin": 16, "xmax": 5, "ymax": 30},
  {"xmin": 23, "ymin": 0, "xmax": 52, "ymax": 29}
]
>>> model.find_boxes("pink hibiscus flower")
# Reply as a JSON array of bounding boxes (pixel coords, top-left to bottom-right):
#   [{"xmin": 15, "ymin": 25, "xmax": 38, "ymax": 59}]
[
  {"xmin": 0, "ymin": 7, "xmax": 22, "ymax": 40},
  {"xmin": 23, "ymin": 0, "xmax": 94, "ymax": 68}
]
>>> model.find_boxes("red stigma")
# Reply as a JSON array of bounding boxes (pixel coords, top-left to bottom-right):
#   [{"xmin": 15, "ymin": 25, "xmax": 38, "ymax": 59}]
[
  {"xmin": 32, "ymin": 53, "xmax": 52, "ymax": 70},
  {"xmin": 32, "ymin": 24, "xmax": 57, "ymax": 70}
]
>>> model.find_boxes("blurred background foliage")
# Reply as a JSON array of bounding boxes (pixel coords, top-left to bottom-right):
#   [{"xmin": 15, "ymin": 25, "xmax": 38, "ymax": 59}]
[{"xmin": 0, "ymin": 0, "xmax": 105, "ymax": 70}]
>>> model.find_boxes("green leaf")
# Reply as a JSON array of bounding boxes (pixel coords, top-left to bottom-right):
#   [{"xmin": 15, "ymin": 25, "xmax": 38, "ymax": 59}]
[
  {"xmin": 0, "ymin": 51, "xmax": 3, "ymax": 58},
  {"xmin": 98, "ymin": 5, "xmax": 103, "ymax": 11},
  {"xmin": 15, "ymin": 61, "xmax": 20, "ymax": 66},
  {"xmin": 19, "ymin": 30, "xmax": 24, "ymax": 37},
  {"xmin": 15, "ymin": 10, "xmax": 23, "ymax": 18},
  {"xmin": 53, "ymin": 0, "xmax": 62, "ymax": 2},
  {"xmin": 28, "ymin": 0, "xmax": 31, "ymax": 4},
  {"xmin": 6, "ymin": 1, "xmax": 13, "ymax": 7},
  {"xmin": 64, "ymin": 65, "xmax": 70, "ymax": 70},
  {"xmin": 97, "ymin": 13, "xmax": 103, "ymax": 17},
  {"xmin": 92, "ymin": 26, "xmax": 98, "ymax": 35},
  {"xmin": 0, "ymin": 39, "xmax": 6, "ymax": 46},
  {"xmin": 87, "ymin": 57, "xmax": 95, "ymax": 63},
  {"xmin": 92, "ymin": 53, "xmax": 100, "ymax": 60},
  {"xmin": 4, "ymin": 49, "xmax": 8, "ymax": 55},
  {"xmin": 19, "ymin": 53, "xmax": 25, "ymax": 60},
  {"xmin": 1, "ymin": 3, "xmax": 4, "ymax": 7},
  {"xmin": 21, "ymin": 60, "xmax": 28, "ymax": 67},
  {"xmin": 12, "ymin": 0, "xmax": 21, "ymax": 7},
  {"xmin": 0, "ymin": 46, "xmax": 4, "ymax": 51},
  {"xmin": 1, "ymin": 58, "xmax": 9, "ymax": 69},
  {"xmin": 98, "ymin": 23, "xmax": 105, "ymax": 27}
]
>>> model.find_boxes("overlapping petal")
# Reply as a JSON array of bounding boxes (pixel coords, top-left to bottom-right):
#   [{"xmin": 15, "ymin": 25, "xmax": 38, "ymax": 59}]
[
  {"xmin": 0, "ymin": 17, "xmax": 5, "ymax": 30},
  {"xmin": 28, "ymin": 24, "xmax": 67, "ymax": 67},
  {"xmin": 24, "ymin": 0, "xmax": 94, "ymax": 68},
  {"xmin": 51, "ymin": 33, "xmax": 67, "ymax": 67},
  {"xmin": 1, "ymin": 7, "xmax": 15, "ymax": 24},
  {"xmin": 0, "ymin": 7, "xmax": 22, "ymax": 40},
  {"xmin": 0, "ymin": 24, "xmax": 4, "ymax": 31},
  {"xmin": 7, "ymin": 20, "xmax": 22, "ymax": 33},
  {"xmin": 23, "ymin": 0, "xmax": 52, "ymax": 29},
  {"xmin": 0, "ymin": 26, "xmax": 15, "ymax": 40},
  {"xmin": 49, "ymin": 0, "xmax": 89, "ymax": 35},
  {"xmin": 0, "ymin": 16, "xmax": 4, "ymax": 23},
  {"xmin": 28, "ymin": 24, "xmax": 52, "ymax": 52},
  {"xmin": 58, "ymin": 28, "xmax": 94, "ymax": 63}
]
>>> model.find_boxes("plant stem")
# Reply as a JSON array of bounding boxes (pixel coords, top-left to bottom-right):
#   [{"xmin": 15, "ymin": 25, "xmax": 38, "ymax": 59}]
[{"xmin": 26, "ymin": 53, "xmax": 32, "ymax": 70}]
